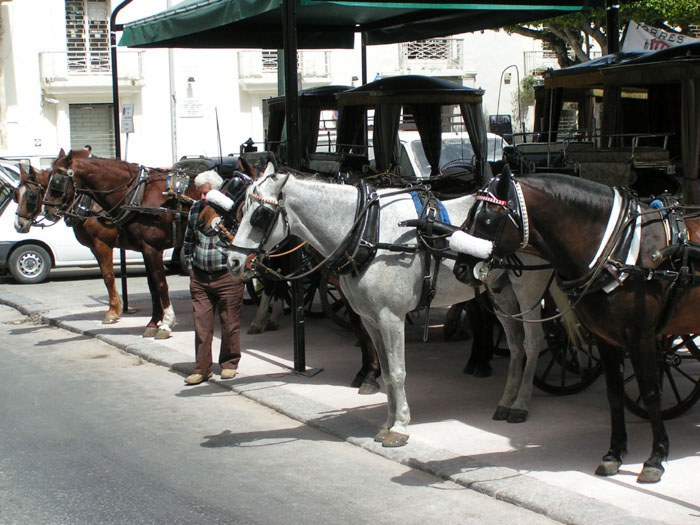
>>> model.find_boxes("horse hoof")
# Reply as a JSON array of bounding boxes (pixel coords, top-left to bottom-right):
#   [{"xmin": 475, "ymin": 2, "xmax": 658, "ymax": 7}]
[
  {"xmin": 492, "ymin": 406, "xmax": 510, "ymax": 420},
  {"xmin": 472, "ymin": 364, "xmax": 492, "ymax": 378},
  {"xmin": 350, "ymin": 374, "xmax": 364, "ymax": 388},
  {"xmin": 102, "ymin": 316, "xmax": 119, "ymax": 325},
  {"xmin": 358, "ymin": 380, "xmax": 380, "ymax": 395},
  {"xmin": 374, "ymin": 427, "xmax": 390, "ymax": 442},
  {"xmin": 382, "ymin": 431, "xmax": 409, "ymax": 448},
  {"xmin": 143, "ymin": 326, "xmax": 158, "ymax": 338},
  {"xmin": 266, "ymin": 323, "xmax": 279, "ymax": 331},
  {"xmin": 247, "ymin": 324, "xmax": 263, "ymax": 335},
  {"xmin": 637, "ymin": 465, "xmax": 664, "ymax": 484},
  {"xmin": 154, "ymin": 328, "xmax": 171, "ymax": 340},
  {"xmin": 463, "ymin": 363, "xmax": 475, "ymax": 375},
  {"xmin": 507, "ymin": 409, "xmax": 528, "ymax": 423},
  {"xmin": 595, "ymin": 460, "xmax": 622, "ymax": 477}
]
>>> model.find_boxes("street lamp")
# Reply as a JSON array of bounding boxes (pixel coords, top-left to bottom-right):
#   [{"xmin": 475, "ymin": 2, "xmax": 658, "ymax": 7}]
[{"xmin": 495, "ymin": 64, "xmax": 522, "ymax": 139}]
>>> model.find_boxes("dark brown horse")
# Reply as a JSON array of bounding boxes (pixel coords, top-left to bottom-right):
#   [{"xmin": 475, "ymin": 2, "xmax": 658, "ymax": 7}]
[
  {"xmin": 14, "ymin": 162, "xmax": 125, "ymax": 323},
  {"xmin": 457, "ymin": 169, "xmax": 700, "ymax": 483},
  {"xmin": 43, "ymin": 149, "xmax": 200, "ymax": 338}
]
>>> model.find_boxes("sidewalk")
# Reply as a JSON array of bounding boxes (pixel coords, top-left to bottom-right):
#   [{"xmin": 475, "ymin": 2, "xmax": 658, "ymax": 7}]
[{"xmin": 2, "ymin": 271, "xmax": 698, "ymax": 525}]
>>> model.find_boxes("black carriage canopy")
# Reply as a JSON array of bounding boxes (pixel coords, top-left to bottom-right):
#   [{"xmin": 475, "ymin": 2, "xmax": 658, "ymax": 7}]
[
  {"xmin": 119, "ymin": 0, "xmax": 603, "ymax": 50},
  {"xmin": 264, "ymin": 85, "xmax": 353, "ymax": 163},
  {"xmin": 536, "ymin": 42, "xmax": 700, "ymax": 204},
  {"xmin": 335, "ymin": 75, "xmax": 487, "ymax": 177}
]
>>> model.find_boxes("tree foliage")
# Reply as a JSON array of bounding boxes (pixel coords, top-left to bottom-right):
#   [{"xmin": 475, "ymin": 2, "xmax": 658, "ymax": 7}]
[{"xmin": 505, "ymin": 0, "xmax": 700, "ymax": 67}]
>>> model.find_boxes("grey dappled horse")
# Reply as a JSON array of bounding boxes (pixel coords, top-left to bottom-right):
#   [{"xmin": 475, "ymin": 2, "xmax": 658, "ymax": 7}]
[{"xmin": 223, "ymin": 165, "xmax": 551, "ymax": 446}]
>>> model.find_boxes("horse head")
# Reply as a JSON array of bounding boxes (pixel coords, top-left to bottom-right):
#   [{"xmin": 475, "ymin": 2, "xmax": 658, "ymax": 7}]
[
  {"xmin": 14, "ymin": 164, "xmax": 49, "ymax": 233},
  {"xmin": 225, "ymin": 162, "xmax": 290, "ymax": 279},
  {"xmin": 449, "ymin": 165, "xmax": 527, "ymax": 265},
  {"xmin": 43, "ymin": 149, "xmax": 90, "ymax": 221},
  {"xmin": 197, "ymin": 173, "xmax": 251, "ymax": 237}
]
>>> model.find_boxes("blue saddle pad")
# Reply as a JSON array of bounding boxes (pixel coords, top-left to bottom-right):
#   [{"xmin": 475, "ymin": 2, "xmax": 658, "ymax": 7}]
[{"xmin": 409, "ymin": 191, "xmax": 450, "ymax": 224}]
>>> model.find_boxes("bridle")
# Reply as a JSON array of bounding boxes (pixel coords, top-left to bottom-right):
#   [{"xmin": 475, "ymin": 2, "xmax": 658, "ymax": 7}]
[
  {"xmin": 468, "ymin": 173, "xmax": 529, "ymax": 256},
  {"xmin": 43, "ymin": 167, "xmax": 77, "ymax": 213},
  {"xmin": 15, "ymin": 179, "xmax": 45, "ymax": 222}
]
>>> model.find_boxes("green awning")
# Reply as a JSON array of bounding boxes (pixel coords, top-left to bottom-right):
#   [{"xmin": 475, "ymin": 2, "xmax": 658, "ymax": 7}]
[{"xmin": 119, "ymin": 0, "xmax": 602, "ymax": 49}]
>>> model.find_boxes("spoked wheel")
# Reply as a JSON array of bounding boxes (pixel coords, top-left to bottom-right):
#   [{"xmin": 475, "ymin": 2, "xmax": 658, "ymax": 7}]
[
  {"xmin": 533, "ymin": 290, "xmax": 603, "ymax": 395},
  {"xmin": 623, "ymin": 334, "xmax": 700, "ymax": 420},
  {"xmin": 319, "ymin": 277, "xmax": 353, "ymax": 330}
]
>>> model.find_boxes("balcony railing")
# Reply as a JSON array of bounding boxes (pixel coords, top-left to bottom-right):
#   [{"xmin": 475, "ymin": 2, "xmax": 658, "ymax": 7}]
[
  {"xmin": 238, "ymin": 50, "xmax": 331, "ymax": 82},
  {"xmin": 39, "ymin": 50, "xmax": 144, "ymax": 85},
  {"xmin": 398, "ymin": 38, "xmax": 463, "ymax": 73}
]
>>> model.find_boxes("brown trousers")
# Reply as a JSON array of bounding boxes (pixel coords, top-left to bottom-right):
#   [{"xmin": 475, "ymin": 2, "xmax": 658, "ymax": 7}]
[{"xmin": 190, "ymin": 268, "xmax": 245, "ymax": 376}]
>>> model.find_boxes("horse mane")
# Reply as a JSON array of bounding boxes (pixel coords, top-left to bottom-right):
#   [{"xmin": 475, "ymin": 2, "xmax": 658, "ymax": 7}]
[{"xmin": 522, "ymin": 173, "xmax": 613, "ymax": 217}]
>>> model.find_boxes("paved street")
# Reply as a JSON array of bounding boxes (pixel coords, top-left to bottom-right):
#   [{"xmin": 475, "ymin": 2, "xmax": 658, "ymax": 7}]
[
  {"xmin": 0, "ymin": 304, "xmax": 556, "ymax": 525},
  {"xmin": 1, "ymin": 269, "xmax": 699, "ymax": 524}
]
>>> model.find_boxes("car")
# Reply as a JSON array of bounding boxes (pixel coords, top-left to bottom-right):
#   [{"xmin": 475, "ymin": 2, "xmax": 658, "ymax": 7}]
[
  {"xmin": 396, "ymin": 130, "xmax": 506, "ymax": 180},
  {"xmin": 0, "ymin": 161, "xmax": 173, "ymax": 284}
]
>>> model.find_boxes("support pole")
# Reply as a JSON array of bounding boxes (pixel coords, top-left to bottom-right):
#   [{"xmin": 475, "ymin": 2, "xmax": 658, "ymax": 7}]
[
  {"xmin": 606, "ymin": 0, "xmax": 620, "ymax": 54},
  {"xmin": 110, "ymin": 0, "xmax": 133, "ymax": 312},
  {"xmin": 282, "ymin": 0, "xmax": 306, "ymax": 373}
]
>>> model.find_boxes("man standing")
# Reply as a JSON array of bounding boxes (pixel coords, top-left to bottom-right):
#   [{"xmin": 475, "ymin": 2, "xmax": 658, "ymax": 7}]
[{"xmin": 182, "ymin": 170, "xmax": 244, "ymax": 385}]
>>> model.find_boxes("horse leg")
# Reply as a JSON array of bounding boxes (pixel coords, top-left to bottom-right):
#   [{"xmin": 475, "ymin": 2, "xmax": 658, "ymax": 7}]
[
  {"xmin": 463, "ymin": 298, "xmax": 493, "ymax": 377},
  {"xmin": 141, "ymin": 247, "xmax": 174, "ymax": 339},
  {"xmin": 507, "ymin": 311, "xmax": 545, "ymax": 424},
  {"xmin": 371, "ymin": 311, "xmax": 410, "ymax": 447},
  {"xmin": 595, "ymin": 340, "xmax": 628, "ymax": 478},
  {"xmin": 248, "ymin": 289, "xmax": 271, "ymax": 334},
  {"xmin": 93, "ymin": 242, "xmax": 122, "ymax": 324},
  {"xmin": 348, "ymin": 308, "xmax": 381, "ymax": 394},
  {"xmin": 265, "ymin": 283, "xmax": 285, "ymax": 331},
  {"xmin": 361, "ymin": 320, "xmax": 398, "ymax": 443},
  {"xmin": 627, "ymin": 336, "xmax": 669, "ymax": 483}
]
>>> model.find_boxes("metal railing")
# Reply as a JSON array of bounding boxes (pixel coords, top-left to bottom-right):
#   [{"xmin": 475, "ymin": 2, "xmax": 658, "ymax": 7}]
[
  {"xmin": 39, "ymin": 50, "xmax": 144, "ymax": 83},
  {"xmin": 238, "ymin": 50, "xmax": 331, "ymax": 80},
  {"xmin": 399, "ymin": 38, "xmax": 463, "ymax": 73}
]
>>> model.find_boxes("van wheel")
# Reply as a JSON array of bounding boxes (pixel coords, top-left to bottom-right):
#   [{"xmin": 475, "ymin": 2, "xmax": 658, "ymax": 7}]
[{"xmin": 9, "ymin": 244, "xmax": 52, "ymax": 284}]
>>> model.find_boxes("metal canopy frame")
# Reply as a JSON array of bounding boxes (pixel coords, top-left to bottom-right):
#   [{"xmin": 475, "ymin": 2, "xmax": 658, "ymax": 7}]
[{"xmin": 116, "ymin": 0, "xmax": 604, "ymax": 372}]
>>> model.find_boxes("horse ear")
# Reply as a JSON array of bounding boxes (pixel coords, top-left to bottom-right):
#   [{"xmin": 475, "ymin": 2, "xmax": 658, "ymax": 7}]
[
  {"xmin": 500, "ymin": 164, "xmax": 511, "ymax": 178},
  {"xmin": 58, "ymin": 148, "xmax": 66, "ymax": 158},
  {"xmin": 495, "ymin": 169, "xmax": 511, "ymax": 199},
  {"xmin": 263, "ymin": 162, "xmax": 276, "ymax": 179}
]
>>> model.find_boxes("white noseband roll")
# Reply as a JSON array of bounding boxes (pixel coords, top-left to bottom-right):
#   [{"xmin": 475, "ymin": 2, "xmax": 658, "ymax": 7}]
[
  {"xmin": 206, "ymin": 189, "xmax": 234, "ymax": 211},
  {"xmin": 449, "ymin": 230, "xmax": 494, "ymax": 259}
]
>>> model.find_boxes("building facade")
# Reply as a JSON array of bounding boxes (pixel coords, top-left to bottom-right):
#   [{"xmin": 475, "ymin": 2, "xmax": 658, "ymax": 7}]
[{"xmin": 0, "ymin": 0, "xmax": 558, "ymax": 167}]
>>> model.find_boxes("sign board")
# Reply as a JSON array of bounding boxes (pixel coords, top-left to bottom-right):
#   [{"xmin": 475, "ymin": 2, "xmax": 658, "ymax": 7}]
[
  {"xmin": 121, "ymin": 104, "xmax": 134, "ymax": 134},
  {"xmin": 180, "ymin": 99, "xmax": 204, "ymax": 118},
  {"xmin": 622, "ymin": 21, "xmax": 700, "ymax": 52}
]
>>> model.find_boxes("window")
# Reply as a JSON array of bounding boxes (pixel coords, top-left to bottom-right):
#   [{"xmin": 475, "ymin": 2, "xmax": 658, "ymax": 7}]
[
  {"xmin": 65, "ymin": 0, "xmax": 110, "ymax": 73},
  {"xmin": 404, "ymin": 39, "xmax": 451, "ymax": 61}
]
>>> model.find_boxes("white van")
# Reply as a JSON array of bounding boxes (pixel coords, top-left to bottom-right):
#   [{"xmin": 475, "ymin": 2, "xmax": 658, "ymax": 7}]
[{"xmin": 0, "ymin": 160, "xmax": 174, "ymax": 284}]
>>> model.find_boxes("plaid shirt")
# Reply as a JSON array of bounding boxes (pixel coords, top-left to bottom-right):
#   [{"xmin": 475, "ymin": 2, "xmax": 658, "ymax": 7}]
[{"xmin": 183, "ymin": 199, "xmax": 234, "ymax": 273}]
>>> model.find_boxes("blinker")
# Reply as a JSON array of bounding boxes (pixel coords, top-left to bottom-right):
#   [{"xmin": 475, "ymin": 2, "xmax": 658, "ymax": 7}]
[{"xmin": 250, "ymin": 205, "xmax": 276, "ymax": 231}]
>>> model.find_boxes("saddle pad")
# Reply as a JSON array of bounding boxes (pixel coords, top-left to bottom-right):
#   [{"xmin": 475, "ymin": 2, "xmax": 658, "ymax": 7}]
[{"xmin": 409, "ymin": 191, "xmax": 450, "ymax": 224}]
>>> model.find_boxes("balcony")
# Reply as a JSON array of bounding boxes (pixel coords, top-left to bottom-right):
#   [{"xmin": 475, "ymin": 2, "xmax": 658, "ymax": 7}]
[
  {"xmin": 39, "ymin": 50, "xmax": 145, "ymax": 95},
  {"xmin": 237, "ymin": 50, "xmax": 331, "ymax": 92},
  {"xmin": 398, "ymin": 38, "xmax": 463, "ymax": 76}
]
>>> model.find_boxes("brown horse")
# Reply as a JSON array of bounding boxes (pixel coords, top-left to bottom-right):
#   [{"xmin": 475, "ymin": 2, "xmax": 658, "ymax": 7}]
[
  {"xmin": 14, "ymin": 162, "xmax": 125, "ymax": 323},
  {"xmin": 43, "ymin": 149, "xmax": 200, "ymax": 338},
  {"xmin": 456, "ymin": 169, "xmax": 700, "ymax": 483}
]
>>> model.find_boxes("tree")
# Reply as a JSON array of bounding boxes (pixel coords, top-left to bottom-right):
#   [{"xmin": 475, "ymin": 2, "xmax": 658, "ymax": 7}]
[{"xmin": 505, "ymin": 0, "xmax": 700, "ymax": 68}]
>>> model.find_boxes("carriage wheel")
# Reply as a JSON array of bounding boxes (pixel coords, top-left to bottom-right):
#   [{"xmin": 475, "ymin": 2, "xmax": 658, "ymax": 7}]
[
  {"xmin": 318, "ymin": 277, "xmax": 353, "ymax": 330},
  {"xmin": 533, "ymin": 290, "xmax": 603, "ymax": 395},
  {"xmin": 623, "ymin": 334, "xmax": 700, "ymax": 420}
]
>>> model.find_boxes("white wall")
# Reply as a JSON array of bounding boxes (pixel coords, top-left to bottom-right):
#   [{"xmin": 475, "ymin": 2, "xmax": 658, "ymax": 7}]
[{"xmin": 1, "ymin": 1, "xmax": 547, "ymax": 166}]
